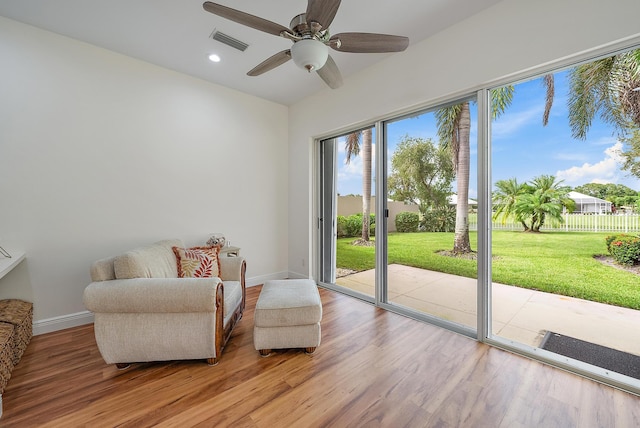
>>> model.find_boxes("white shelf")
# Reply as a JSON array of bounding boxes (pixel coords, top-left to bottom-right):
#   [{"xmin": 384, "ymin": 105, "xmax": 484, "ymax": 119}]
[{"xmin": 0, "ymin": 251, "xmax": 26, "ymax": 281}]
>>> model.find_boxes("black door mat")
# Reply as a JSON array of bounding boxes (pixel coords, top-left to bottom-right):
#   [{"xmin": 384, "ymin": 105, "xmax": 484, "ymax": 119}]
[{"xmin": 540, "ymin": 331, "xmax": 640, "ymax": 380}]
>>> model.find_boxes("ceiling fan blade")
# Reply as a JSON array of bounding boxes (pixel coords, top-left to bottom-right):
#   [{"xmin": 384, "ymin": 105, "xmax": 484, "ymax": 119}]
[
  {"xmin": 203, "ymin": 2, "xmax": 290, "ymax": 37},
  {"xmin": 317, "ymin": 55, "xmax": 343, "ymax": 89},
  {"xmin": 247, "ymin": 50, "xmax": 292, "ymax": 76},
  {"xmin": 330, "ymin": 33, "xmax": 410, "ymax": 53},
  {"xmin": 306, "ymin": 0, "xmax": 341, "ymax": 29}
]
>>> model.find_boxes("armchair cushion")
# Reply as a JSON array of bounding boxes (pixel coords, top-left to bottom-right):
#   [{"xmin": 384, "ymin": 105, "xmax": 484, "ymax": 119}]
[
  {"xmin": 90, "ymin": 256, "xmax": 117, "ymax": 282},
  {"xmin": 114, "ymin": 239, "xmax": 182, "ymax": 279},
  {"xmin": 172, "ymin": 246, "xmax": 221, "ymax": 278}
]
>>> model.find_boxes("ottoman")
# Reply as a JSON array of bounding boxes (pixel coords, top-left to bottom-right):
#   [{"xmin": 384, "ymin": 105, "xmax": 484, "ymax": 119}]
[{"xmin": 253, "ymin": 279, "xmax": 322, "ymax": 356}]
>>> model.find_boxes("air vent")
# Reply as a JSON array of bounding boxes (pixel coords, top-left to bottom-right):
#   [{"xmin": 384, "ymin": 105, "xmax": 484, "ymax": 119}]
[{"xmin": 210, "ymin": 30, "xmax": 249, "ymax": 52}]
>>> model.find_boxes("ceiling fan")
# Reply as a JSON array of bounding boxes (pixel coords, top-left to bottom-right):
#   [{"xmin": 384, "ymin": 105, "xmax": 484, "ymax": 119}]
[{"xmin": 202, "ymin": 0, "xmax": 410, "ymax": 89}]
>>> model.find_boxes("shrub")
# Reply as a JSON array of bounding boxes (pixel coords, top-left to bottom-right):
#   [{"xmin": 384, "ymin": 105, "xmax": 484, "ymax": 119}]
[
  {"xmin": 421, "ymin": 206, "xmax": 456, "ymax": 232},
  {"xmin": 605, "ymin": 234, "xmax": 627, "ymax": 253},
  {"xmin": 396, "ymin": 211, "xmax": 420, "ymax": 232},
  {"xmin": 608, "ymin": 234, "xmax": 640, "ymax": 265},
  {"xmin": 336, "ymin": 215, "xmax": 348, "ymax": 238},
  {"xmin": 337, "ymin": 214, "xmax": 375, "ymax": 238},
  {"xmin": 346, "ymin": 215, "xmax": 362, "ymax": 237}
]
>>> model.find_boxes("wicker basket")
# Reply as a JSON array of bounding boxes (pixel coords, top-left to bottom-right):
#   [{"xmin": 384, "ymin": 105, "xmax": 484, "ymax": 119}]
[
  {"xmin": 0, "ymin": 323, "xmax": 15, "ymax": 394},
  {"xmin": 0, "ymin": 300, "xmax": 33, "ymax": 365}
]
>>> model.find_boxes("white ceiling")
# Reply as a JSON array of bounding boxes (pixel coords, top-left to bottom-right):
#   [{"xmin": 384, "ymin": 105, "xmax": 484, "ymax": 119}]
[{"xmin": 0, "ymin": 0, "xmax": 501, "ymax": 105}]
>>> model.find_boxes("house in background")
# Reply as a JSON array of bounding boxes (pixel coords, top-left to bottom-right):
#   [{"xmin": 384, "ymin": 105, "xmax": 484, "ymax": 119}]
[
  {"xmin": 568, "ymin": 191, "xmax": 613, "ymax": 214},
  {"xmin": 447, "ymin": 194, "xmax": 478, "ymax": 211}
]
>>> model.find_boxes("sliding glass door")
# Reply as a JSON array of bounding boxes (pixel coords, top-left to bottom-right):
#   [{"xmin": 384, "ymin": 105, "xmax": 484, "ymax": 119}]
[
  {"xmin": 319, "ymin": 127, "xmax": 376, "ymax": 302},
  {"xmin": 382, "ymin": 101, "xmax": 478, "ymax": 331},
  {"xmin": 319, "ymin": 97, "xmax": 479, "ymax": 335},
  {"xmin": 488, "ymin": 48, "xmax": 640, "ymax": 386}
]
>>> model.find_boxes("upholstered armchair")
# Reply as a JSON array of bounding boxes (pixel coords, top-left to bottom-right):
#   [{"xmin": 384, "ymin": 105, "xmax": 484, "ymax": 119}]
[{"xmin": 83, "ymin": 239, "xmax": 245, "ymax": 368}]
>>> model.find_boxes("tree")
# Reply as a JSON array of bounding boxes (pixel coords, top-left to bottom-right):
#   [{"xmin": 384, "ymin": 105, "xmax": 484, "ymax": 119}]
[
  {"xmin": 566, "ymin": 50, "xmax": 640, "ymax": 139},
  {"xmin": 572, "ymin": 183, "xmax": 609, "ymax": 200},
  {"xmin": 545, "ymin": 49, "xmax": 640, "ymax": 175},
  {"xmin": 345, "ymin": 128, "xmax": 373, "ymax": 242},
  {"xmin": 515, "ymin": 191, "xmax": 563, "ymax": 232},
  {"xmin": 620, "ymin": 129, "xmax": 640, "ymax": 179},
  {"xmin": 513, "ymin": 175, "xmax": 573, "ymax": 232},
  {"xmin": 436, "ymin": 87, "xmax": 514, "ymax": 254},
  {"xmin": 573, "ymin": 182, "xmax": 637, "ymax": 200},
  {"xmin": 492, "ymin": 178, "xmax": 531, "ymax": 231},
  {"xmin": 388, "ymin": 136, "xmax": 454, "ymax": 216}
]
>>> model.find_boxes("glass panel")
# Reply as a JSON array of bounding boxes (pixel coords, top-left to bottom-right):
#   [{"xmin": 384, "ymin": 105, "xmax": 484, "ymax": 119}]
[
  {"xmin": 490, "ymin": 48, "xmax": 640, "ymax": 380},
  {"xmin": 384, "ymin": 101, "xmax": 478, "ymax": 330},
  {"xmin": 322, "ymin": 127, "xmax": 376, "ymax": 300}
]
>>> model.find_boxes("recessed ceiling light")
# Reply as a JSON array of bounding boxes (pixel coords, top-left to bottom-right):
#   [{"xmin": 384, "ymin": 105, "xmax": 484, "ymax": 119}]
[{"xmin": 208, "ymin": 54, "xmax": 221, "ymax": 63}]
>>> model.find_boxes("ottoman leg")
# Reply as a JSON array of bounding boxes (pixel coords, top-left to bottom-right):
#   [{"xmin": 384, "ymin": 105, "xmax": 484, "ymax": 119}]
[
  {"xmin": 305, "ymin": 347, "xmax": 317, "ymax": 354},
  {"xmin": 115, "ymin": 363, "xmax": 130, "ymax": 370},
  {"xmin": 259, "ymin": 349, "xmax": 272, "ymax": 357}
]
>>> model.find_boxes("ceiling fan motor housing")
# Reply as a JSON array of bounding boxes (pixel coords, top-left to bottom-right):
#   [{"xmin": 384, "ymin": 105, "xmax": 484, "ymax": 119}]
[{"xmin": 289, "ymin": 13, "xmax": 325, "ymax": 38}]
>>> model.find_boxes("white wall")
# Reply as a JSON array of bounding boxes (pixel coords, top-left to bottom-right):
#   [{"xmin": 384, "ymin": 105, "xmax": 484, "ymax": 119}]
[
  {"xmin": 0, "ymin": 17, "xmax": 289, "ymax": 332},
  {"xmin": 288, "ymin": 0, "xmax": 640, "ymax": 278}
]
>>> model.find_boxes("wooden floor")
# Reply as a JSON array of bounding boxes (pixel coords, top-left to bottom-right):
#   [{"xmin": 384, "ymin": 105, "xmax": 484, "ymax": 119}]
[{"xmin": 2, "ymin": 286, "xmax": 640, "ymax": 427}]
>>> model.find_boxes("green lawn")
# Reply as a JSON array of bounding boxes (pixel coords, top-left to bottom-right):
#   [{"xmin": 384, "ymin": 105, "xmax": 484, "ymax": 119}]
[{"xmin": 336, "ymin": 231, "xmax": 640, "ymax": 310}]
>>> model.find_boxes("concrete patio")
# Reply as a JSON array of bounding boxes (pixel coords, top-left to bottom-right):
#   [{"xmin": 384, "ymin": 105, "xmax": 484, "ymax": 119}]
[{"xmin": 337, "ymin": 264, "xmax": 640, "ymax": 356}]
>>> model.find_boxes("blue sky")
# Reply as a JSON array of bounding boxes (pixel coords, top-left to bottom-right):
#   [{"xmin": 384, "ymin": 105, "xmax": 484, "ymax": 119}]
[{"xmin": 336, "ymin": 71, "xmax": 640, "ymax": 198}]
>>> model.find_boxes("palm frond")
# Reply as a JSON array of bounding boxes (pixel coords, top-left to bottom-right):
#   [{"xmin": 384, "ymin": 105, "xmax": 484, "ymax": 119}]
[
  {"xmin": 567, "ymin": 52, "xmax": 640, "ymax": 139},
  {"xmin": 344, "ymin": 132, "xmax": 361, "ymax": 164},
  {"xmin": 435, "ymin": 104, "xmax": 463, "ymax": 172},
  {"xmin": 491, "ymin": 86, "xmax": 514, "ymax": 120},
  {"xmin": 542, "ymin": 74, "xmax": 554, "ymax": 126}
]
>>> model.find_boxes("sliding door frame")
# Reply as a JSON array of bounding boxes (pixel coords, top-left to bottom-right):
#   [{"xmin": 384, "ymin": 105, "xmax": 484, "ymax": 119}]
[{"xmin": 314, "ymin": 34, "xmax": 640, "ymax": 395}]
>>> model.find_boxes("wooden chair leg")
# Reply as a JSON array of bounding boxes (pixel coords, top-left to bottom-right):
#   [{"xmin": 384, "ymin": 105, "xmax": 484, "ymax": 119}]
[
  {"xmin": 305, "ymin": 347, "xmax": 317, "ymax": 354},
  {"xmin": 115, "ymin": 363, "xmax": 130, "ymax": 370},
  {"xmin": 258, "ymin": 349, "xmax": 271, "ymax": 357},
  {"xmin": 207, "ymin": 357, "xmax": 219, "ymax": 366}
]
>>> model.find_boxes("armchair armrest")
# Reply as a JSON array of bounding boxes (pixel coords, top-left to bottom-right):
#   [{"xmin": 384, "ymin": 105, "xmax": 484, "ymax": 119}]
[
  {"xmin": 83, "ymin": 277, "xmax": 222, "ymax": 313},
  {"xmin": 219, "ymin": 257, "xmax": 246, "ymax": 283}
]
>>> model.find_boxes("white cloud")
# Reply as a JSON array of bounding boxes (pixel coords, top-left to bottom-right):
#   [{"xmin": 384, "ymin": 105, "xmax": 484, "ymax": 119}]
[
  {"xmin": 556, "ymin": 142, "xmax": 624, "ymax": 185},
  {"xmin": 491, "ymin": 106, "xmax": 543, "ymax": 139},
  {"xmin": 591, "ymin": 136, "xmax": 619, "ymax": 146},
  {"xmin": 338, "ymin": 154, "xmax": 362, "ymax": 179},
  {"xmin": 337, "ymin": 143, "xmax": 376, "ymax": 195}
]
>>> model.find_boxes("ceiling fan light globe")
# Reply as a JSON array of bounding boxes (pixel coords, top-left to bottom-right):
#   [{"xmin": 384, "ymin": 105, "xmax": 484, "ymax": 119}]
[{"xmin": 291, "ymin": 39, "xmax": 328, "ymax": 73}]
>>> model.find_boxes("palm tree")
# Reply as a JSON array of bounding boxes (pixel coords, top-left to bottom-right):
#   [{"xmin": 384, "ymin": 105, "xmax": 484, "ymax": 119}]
[
  {"xmin": 514, "ymin": 191, "xmax": 563, "ymax": 232},
  {"xmin": 436, "ymin": 87, "xmax": 514, "ymax": 254},
  {"xmin": 514, "ymin": 175, "xmax": 572, "ymax": 232},
  {"xmin": 345, "ymin": 128, "xmax": 373, "ymax": 242},
  {"xmin": 492, "ymin": 178, "xmax": 530, "ymax": 231},
  {"xmin": 544, "ymin": 49, "xmax": 640, "ymax": 137}
]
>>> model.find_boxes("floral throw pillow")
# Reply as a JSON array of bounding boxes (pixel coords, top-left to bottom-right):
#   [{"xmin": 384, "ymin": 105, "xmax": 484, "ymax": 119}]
[{"xmin": 172, "ymin": 246, "xmax": 220, "ymax": 278}]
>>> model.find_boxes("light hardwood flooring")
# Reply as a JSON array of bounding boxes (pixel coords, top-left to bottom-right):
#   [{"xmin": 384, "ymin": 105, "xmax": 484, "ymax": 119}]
[{"xmin": 2, "ymin": 285, "xmax": 640, "ymax": 427}]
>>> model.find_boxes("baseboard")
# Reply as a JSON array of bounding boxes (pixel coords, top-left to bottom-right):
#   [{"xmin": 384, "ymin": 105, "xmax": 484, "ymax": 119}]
[
  {"xmin": 286, "ymin": 270, "xmax": 311, "ymax": 280},
  {"xmin": 246, "ymin": 271, "xmax": 289, "ymax": 287},
  {"xmin": 33, "ymin": 311, "xmax": 94, "ymax": 336}
]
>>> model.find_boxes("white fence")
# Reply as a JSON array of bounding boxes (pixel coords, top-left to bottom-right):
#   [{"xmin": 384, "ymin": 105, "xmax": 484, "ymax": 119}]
[{"xmin": 470, "ymin": 213, "xmax": 640, "ymax": 233}]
